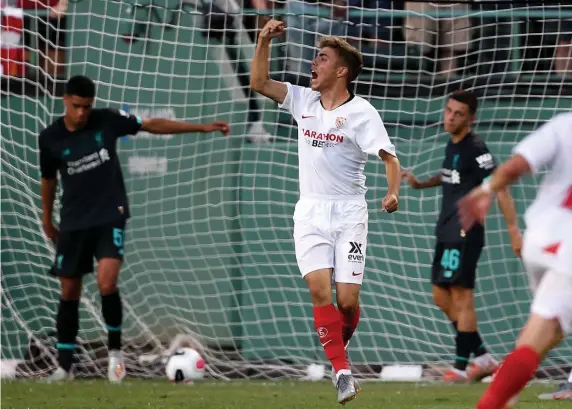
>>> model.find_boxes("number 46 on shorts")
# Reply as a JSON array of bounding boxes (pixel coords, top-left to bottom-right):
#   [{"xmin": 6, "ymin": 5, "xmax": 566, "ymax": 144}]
[{"xmin": 441, "ymin": 249, "xmax": 460, "ymax": 278}]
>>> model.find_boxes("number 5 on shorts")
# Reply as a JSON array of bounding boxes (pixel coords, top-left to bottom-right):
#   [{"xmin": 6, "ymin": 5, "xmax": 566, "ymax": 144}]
[{"xmin": 113, "ymin": 228, "xmax": 124, "ymax": 250}]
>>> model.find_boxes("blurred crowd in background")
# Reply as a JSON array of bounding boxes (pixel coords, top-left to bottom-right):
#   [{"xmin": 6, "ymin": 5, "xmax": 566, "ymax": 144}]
[{"xmin": 1, "ymin": 0, "xmax": 571, "ymax": 81}]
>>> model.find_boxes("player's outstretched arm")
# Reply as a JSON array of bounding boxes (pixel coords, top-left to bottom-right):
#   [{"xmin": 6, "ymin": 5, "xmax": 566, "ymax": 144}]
[
  {"xmin": 250, "ymin": 19, "xmax": 287, "ymax": 104},
  {"xmin": 140, "ymin": 118, "xmax": 230, "ymax": 136},
  {"xmin": 496, "ymin": 187, "xmax": 522, "ymax": 257},
  {"xmin": 401, "ymin": 170, "xmax": 442, "ymax": 190},
  {"xmin": 381, "ymin": 151, "xmax": 401, "ymax": 213}
]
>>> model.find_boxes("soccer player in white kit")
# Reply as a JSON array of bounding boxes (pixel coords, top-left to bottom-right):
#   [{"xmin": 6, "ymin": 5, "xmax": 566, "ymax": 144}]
[
  {"xmin": 251, "ymin": 20, "xmax": 401, "ymax": 404},
  {"xmin": 457, "ymin": 112, "xmax": 572, "ymax": 409}
]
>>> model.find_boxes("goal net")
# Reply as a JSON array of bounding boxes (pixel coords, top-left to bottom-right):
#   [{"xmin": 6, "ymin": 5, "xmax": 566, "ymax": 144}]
[{"xmin": 2, "ymin": 0, "xmax": 571, "ymax": 381}]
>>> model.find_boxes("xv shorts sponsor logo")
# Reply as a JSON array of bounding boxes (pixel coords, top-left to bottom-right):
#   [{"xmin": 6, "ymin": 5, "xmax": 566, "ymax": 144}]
[{"xmin": 348, "ymin": 242, "xmax": 364, "ymax": 263}]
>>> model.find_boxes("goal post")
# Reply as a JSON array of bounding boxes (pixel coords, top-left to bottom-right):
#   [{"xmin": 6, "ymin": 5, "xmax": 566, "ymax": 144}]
[{"xmin": 1, "ymin": 1, "xmax": 571, "ymax": 380}]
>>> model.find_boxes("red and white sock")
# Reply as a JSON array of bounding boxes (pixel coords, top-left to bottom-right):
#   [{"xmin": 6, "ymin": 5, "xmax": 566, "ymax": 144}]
[
  {"xmin": 340, "ymin": 305, "xmax": 360, "ymax": 348},
  {"xmin": 313, "ymin": 304, "xmax": 349, "ymax": 374},
  {"xmin": 477, "ymin": 346, "xmax": 540, "ymax": 409}
]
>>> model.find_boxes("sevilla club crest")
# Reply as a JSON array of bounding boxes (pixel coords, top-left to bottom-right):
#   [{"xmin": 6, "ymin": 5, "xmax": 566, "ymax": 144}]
[{"xmin": 335, "ymin": 117, "xmax": 346, "ymax": 129}]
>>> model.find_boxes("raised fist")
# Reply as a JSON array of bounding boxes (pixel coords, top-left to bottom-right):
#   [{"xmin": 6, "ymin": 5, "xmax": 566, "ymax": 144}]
[{"xmin": 259, "ymin": 19, "xmax": 285, "ymax": 40}]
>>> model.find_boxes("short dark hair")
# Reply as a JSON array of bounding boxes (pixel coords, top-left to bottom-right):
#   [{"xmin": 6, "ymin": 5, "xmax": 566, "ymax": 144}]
[
  {"xmin": 449, "ymin": 90, "xmax": 478, "ymax": 115},
  {"xmin": 65, "ymin": 75, "xmax": 96, "ymax": 98},
  {"xmin": 318, "ymin": 36, "xmax": 363, "ymax": 85}
]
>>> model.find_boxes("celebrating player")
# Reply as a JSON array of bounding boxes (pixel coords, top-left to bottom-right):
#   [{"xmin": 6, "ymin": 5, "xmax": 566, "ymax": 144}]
[
  {"xmin": 251, "ymin": 20, "xmax": 401, "ymax": 404},
  {"xmin": 402, "ymin": 90, "xmax": 522, "ymax": 383},
  {"xmin": 40, "ymin": 75, "xmax": 229, "ymax": 382},
  {"xmin": 458, "ymin": 112, "xmax": 572, "ymax": 409}
]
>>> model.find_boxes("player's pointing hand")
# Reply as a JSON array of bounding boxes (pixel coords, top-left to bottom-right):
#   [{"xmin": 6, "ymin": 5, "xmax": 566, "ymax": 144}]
[
  {"xmin": 382, "ymin": 193, "xmax": 399, "ymax": 213},
  {"xmin": 401, "ymin": 170, "xmax": 421, "ymax": 189},
  {"xmin": 259, "ymin": 19, "xmax": 285, "ymax": 40},
  {"xmin": 204, "ymin": 121, "xmax": 230, "ymax": 136}
]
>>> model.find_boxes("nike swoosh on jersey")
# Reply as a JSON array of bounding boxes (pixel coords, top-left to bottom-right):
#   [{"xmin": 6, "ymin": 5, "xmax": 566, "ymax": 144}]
[
  {"xmin": 301, "ymin": 114, "xmax": 315, "ymax": 119},
  {"xmin": 352, "ymin": 272, "xmax": 363, "ymax": 276}
]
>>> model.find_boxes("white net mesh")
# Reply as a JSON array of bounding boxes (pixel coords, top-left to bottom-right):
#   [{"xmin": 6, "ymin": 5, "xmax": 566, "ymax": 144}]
[{"xmin": 2, "ymin": 1, "xmax": 572, "ymax": 380}]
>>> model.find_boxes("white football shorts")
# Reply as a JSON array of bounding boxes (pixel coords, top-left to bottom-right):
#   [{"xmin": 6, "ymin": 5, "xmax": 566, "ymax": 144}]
[
  {"xmin": 523, "ymin": 228, "xmax": 572, "ymax": 334},
  {"xmin": 293, "ymin": 194, "xmax": 368, "ymax": 285}
]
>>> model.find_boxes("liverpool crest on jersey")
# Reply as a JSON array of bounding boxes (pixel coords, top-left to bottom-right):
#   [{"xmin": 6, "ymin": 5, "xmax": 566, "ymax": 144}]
[{"xmin": 335, "ymin": 117, "xmax": 346, "ymax": 129}]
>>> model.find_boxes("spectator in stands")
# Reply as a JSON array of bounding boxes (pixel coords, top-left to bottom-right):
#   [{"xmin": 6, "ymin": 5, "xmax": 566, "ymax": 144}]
[
  {"xmin": 248, "ymin": 0, "xmax": 274, "ymax": 32},
  {"xmin": 347, "ymin": 0, "xmax": 391, "ymax": 49},
  {"xmin": 194, "ymin": 0, "xmax": 273, "ymax": 142},
  {"xmin": 346, "ymin": 0, "xmax": 395, "ymax": 48},
  {"xmin": 403, "ymin": 2, "xmax": 471, "ymax": 76},
  {"xmin": 21, "ymin": 0, "xmax": 68, "ymax": 79},
  {"xmin": 518, "ymin": 12, "xmax": 572, "ymax": 77},
  {"xmin": 1, "ymin": 0, "xmax": 26, "ymax": 76},
  {"xmin": 553, "ymin": 21, "xmax": 572, "ymax": 76},
  {"xmin": 285, "ymin": 0, "xmax": 347, "ymax": 77}
]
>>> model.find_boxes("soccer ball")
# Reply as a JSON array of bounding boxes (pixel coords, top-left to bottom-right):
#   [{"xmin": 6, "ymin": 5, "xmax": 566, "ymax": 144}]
[{"xmin": 165, "ymin": 348, "xmax": 206, "ymax": 383}]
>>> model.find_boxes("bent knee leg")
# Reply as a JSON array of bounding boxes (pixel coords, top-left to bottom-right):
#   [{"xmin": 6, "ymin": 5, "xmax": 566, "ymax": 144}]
[
  {"xmin": 97, "ymin": 258, "xmax": 122, "ymax": 295},
  {"xmin": 451, "ymin": 286, "xmax": 474, "ymax": 311},
  {"xmin": 432, "ymin": 285, "xmax": 453, "ymax": 314},
  {"xmin": 336, "ymin": 282, "xmax": 360, "ymax": 314},
  {"xmin": 305, "ymin": 268, "xmax": 333, "ymax": 306}
]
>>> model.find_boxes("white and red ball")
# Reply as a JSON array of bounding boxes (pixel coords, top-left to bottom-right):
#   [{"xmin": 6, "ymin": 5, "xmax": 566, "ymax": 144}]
[{"xmin": 166, "ymin": 348, "xmax": 205, "ymax": 383}]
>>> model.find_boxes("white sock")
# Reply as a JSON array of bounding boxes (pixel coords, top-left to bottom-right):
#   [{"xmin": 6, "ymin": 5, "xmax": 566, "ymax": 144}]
[
  {"xmin": 452, "ymin": 368, "xmax": 467, "ymax": 376},
  {"xmin": 475, "ymin": 352, "xmax": 493, "ymax": 366},
  {"xmin": 568, "ymin": 368, "xmax": 572, "ymax": 383},
  {"xmin": 336, "ymin": 369, "xmax": 351, "ymax": 380}
]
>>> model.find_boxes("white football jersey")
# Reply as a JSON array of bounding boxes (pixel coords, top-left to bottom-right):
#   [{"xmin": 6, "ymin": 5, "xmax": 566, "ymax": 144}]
[
  {"xmin": 514, "ymin": 112, "xmax": 572, "ymax": 230},
  {"xmin": 278, "ymin": 82, "xmax": 396, "ymax": 197}
]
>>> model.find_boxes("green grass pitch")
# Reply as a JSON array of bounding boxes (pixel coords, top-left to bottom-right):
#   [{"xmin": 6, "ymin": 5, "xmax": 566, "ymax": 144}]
[{"xmin": 2, "ymin": 379, "xmax": 568, "ymax": 409}]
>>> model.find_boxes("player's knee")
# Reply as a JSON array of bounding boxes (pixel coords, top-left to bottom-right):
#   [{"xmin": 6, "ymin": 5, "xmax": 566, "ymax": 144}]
[
  {"xmin": 336, "ymin": 283, "xmax": 360, "ymax": 313},
  {"xmin": 305, "ymin": 269, "xmax": 333, "ymax": 306},
  {"xmin": 98, "ymin": 279, "xmax": 118, "ymax": 296},
  {"xmin": 97, "ymin": 258, "xmax": 121, "ymax": 295},
  {"xmin": 517, "ymin": 314, "xmax": 565, "ymax": 355},
  {"xmin": 432, "ymin": 287, "xmax": 451, "ymax": 313},
  {"xmin": 337, "ymin": 299, "xmax": 358, "ymax": 315},
  {"xmin": 307, "ymin": 281, "xmax": 332, "ymax": 306},
  {"xmin": 308, "ymin": 286, "xmax": 332, "ymax": 306},
  {"xmin": 60, "ymin": 278, "xmax": 82, "ymax": 300},
  {"xmin": 451, "ymin": 287, "xmax": 474, "ymax": 311}
]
